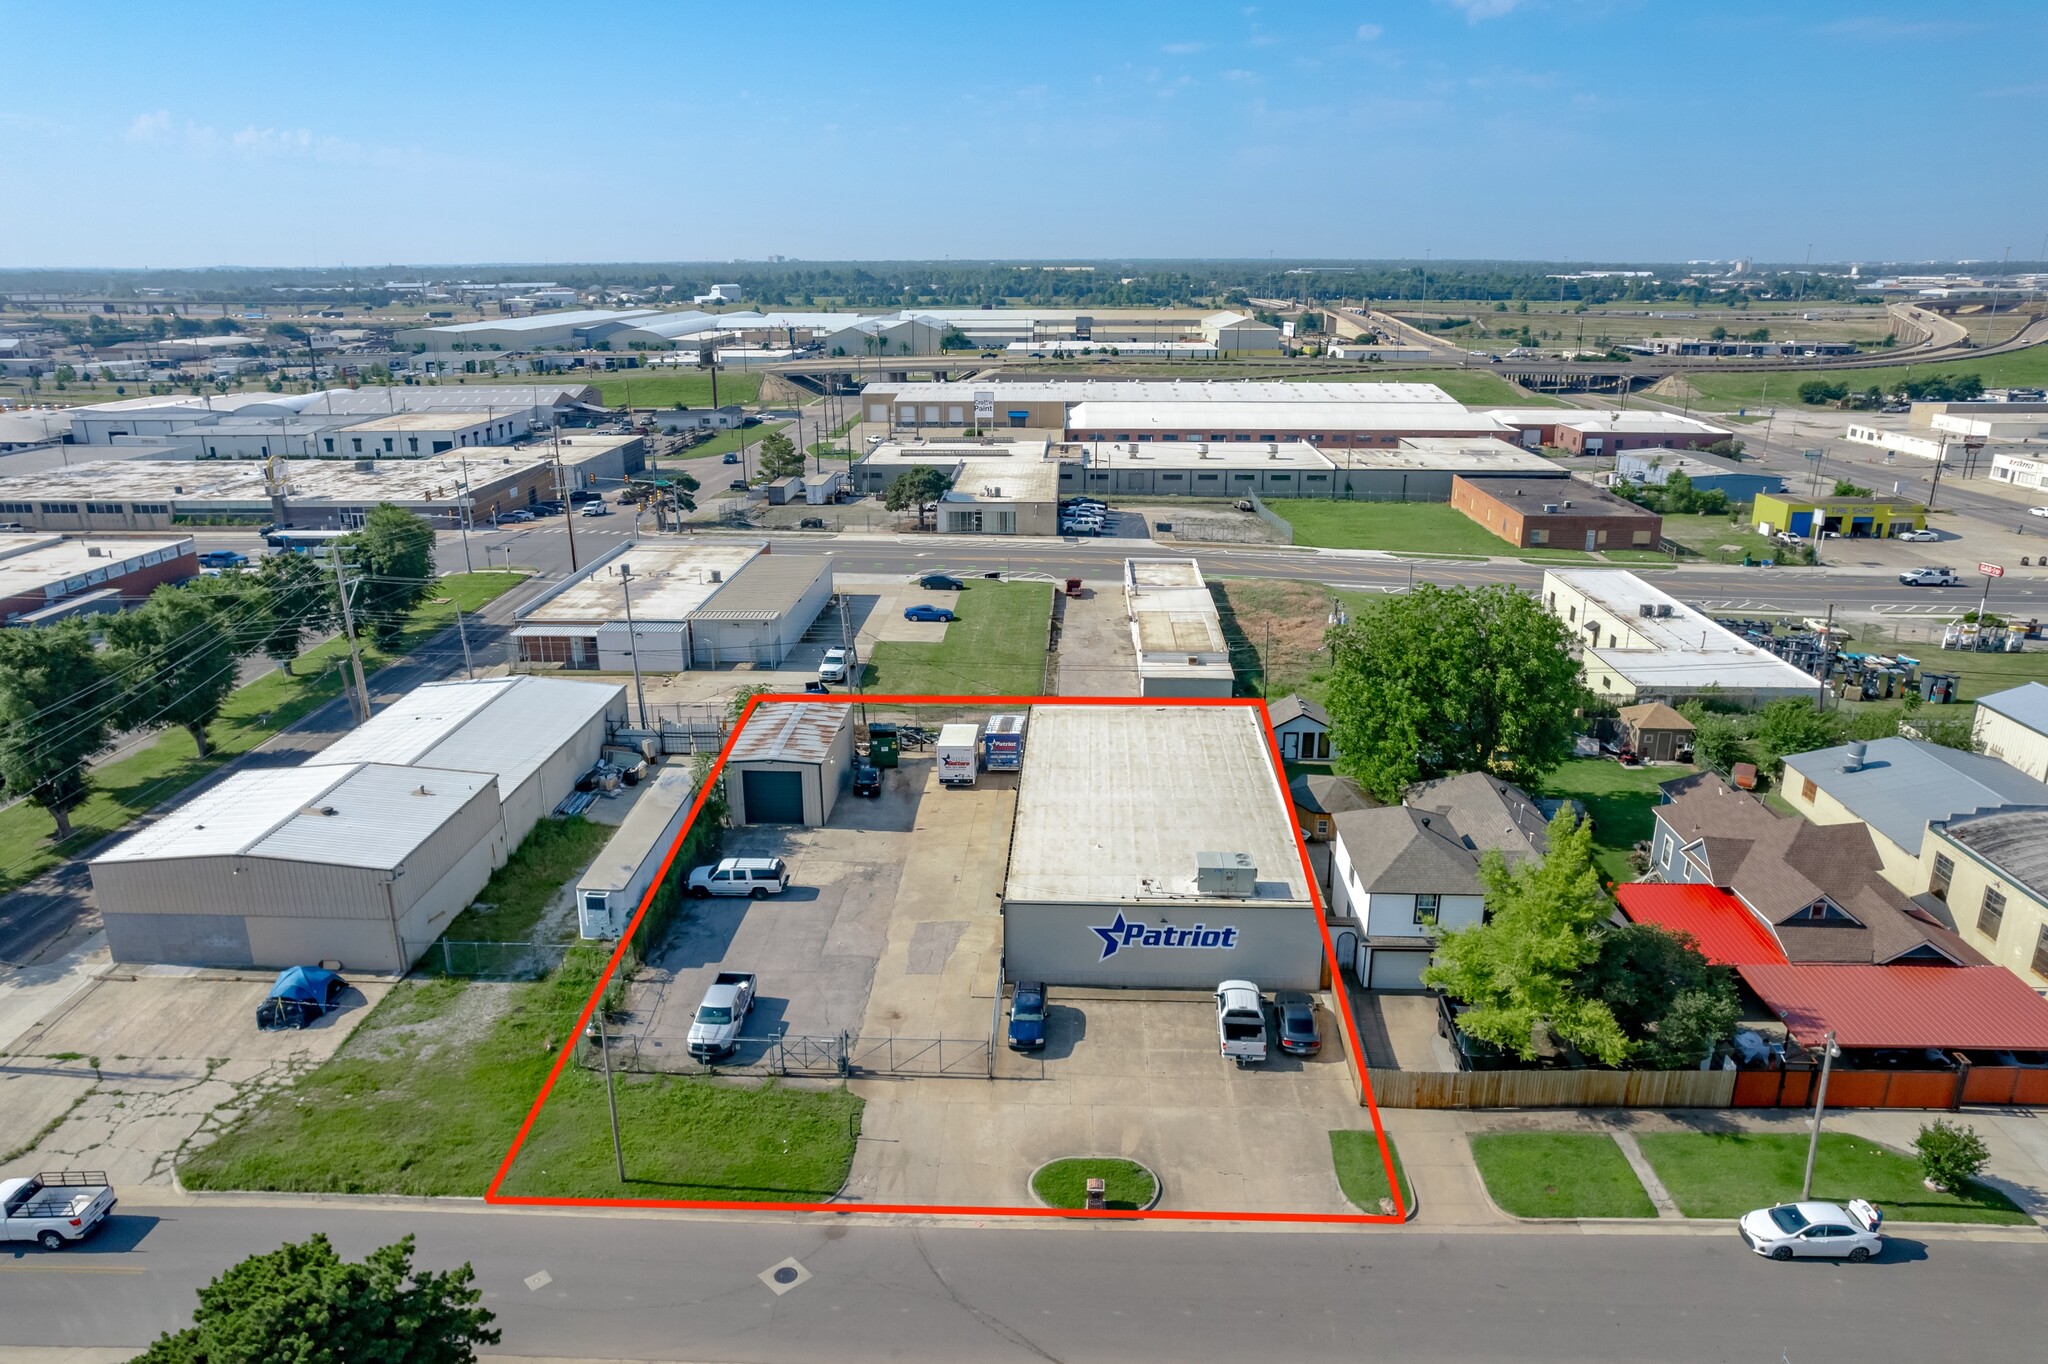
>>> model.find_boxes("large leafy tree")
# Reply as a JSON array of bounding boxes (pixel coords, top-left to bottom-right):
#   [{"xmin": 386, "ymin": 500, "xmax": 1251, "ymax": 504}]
[
  {"xmin": 0, "ymin": 620, "xmax": 113, "ymax": 839},
  {"xmin": 1748, "ymin": 696, "xmax": 1843, "ymax": 773},
  {"xmin": 1325, "ymin": 583, "xmax": 1582, "ymax": 802},
  {"xmin": 104, "ymin": 576, "xmax": 259, "ymax": 760},
  {"xmin": 755, "ymin": 429, "xmax": 806, "ymax": 480},
  {"xmin": 1424, "ymin": 810, "xmax": 1630, "ymax": 1066},
  {"xmin": 256, "ymin": 548, "xmax": 338, "ymax": 675},
  {"xmin": 882, "ymin": 466, "xmax": 954, "ymax": 530},
  {"xmin": 346, "ymin": 503, "xmax": 437, "ymax": 648},
  {"xmin": 134, "ymin": 1233, "xmax": 499, "ymax": 1364},
  {"xmin": 1578, "ymin": 922, "xmax": 1739, "ymax": 1068}
]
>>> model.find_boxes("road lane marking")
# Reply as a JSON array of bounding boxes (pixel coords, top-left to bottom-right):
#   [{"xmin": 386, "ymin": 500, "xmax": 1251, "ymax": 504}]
[{"xmin": 0, "ymin": 1263, "xmax": 145, "ymax": 1275}]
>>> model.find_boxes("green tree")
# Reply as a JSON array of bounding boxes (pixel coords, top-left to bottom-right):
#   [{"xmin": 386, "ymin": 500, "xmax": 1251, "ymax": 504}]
[
  {"xmin": 257, "ymin": 549, "xmax": 338, "ymax": 675},
  {"xmin": 938, "ymin": 325, "xmax": 974, "ymax": 351},
  {"xmin": 882, "ymin": 466, "xmax": 954, "ymax": 530},
  {"xmin": 1799, "ymin": 379, "xmax": 1849, "ymax": 406},
  {"xmin": 1914, "ymin": 1119, "xmax": 1990, "ymax": 1193},
  {"xmin": 134, "ymin": 1233, "xmax": 498, "ymax": 1364},
  {"xmin": 1702, "ymin": 438, "xmax": 1745, "ymax": 461},
  {"xmin": 345, "ymin": 504, "xmax": 437, "ymax": 648},
  {"xmin": 1424, "ymin": 810, "xmax": 1630, "ymax": 1065},
  {"xmin": 1577, "ymin": 921, "xmax": 1739, "ymax": 1066},
  {"xmin": 1831, "ymin": 478, "xmax": 1873, "ymax": 497},
  {"xmin": 1325, "ymin": 583, "xmax": 1583, "ymax": 801},
  {"xmin": 0, "ymin": 621, "xmax": 113, "ymax": 840},
  {"xmin": 1679, "ymin": 704, "xmax": 1751, "ymax": 777},
  {"xmin": 1749, "ymin": 696, "xmax": 1844, "ymax": 772},
  {"xmin": 756, "ymin": 430, "xmax": 806, "ymax": 480},
  {"xmin": 104, "ymin": 577, "xmax": 258, "ymax": 760}
]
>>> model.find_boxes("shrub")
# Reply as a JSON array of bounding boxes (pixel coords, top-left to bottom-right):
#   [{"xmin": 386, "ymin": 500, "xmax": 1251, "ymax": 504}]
[{"xmin": 1914, "ymin": 1119, "xmax": 1990, "ymax": 1192}]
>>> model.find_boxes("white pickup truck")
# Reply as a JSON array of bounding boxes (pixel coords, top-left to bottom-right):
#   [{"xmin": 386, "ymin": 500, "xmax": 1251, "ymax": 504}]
[
  {"xmin": 0, "ymin": 1170, "xmax": 116, "ymax": 1250},
  {"xmin": 687, "ymin": 972, "xmax": 757, "ymax": 1061},
  {"xmin": 1215, "ymin": 980, "xmax": 1268, "ymax": 1069}
]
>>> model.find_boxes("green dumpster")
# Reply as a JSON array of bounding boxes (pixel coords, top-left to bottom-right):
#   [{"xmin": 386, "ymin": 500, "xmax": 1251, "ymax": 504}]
[{"xmin": 868, "ymin": 722, "xmax": 900, "ymax": 769}]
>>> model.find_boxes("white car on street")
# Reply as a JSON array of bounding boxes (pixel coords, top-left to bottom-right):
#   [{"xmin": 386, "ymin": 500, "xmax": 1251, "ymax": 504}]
[
  {"xmin": 2030, "ymin": 506, "xmax": 2048, "ymax": 518},
  {"xmin": 1738, "ymin": 1199, "xmax": 1884, "ymax": 1262},
  {"xmin": 1893, "ymin": 528, "xmax": 1938, "ymax": 541}
]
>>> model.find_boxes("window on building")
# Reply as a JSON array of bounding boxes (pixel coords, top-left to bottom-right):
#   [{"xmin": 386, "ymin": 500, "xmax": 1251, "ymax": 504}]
[
  {"xmin": 2034, "ymin": 925, "xmax": 2048, "ymax": 979},
  {"xmin": 0, "ymin": 501, "xmax": 31, "ymax": 514},
  {"xmin": 39, "ymin": 503, "xmax": 78, "ymax": 514},
  {"xmin": 323, "ymin": 438, "xmax": 335, "ymax": 453},
  {"xmin": 1414, "ymin": 894, "xmax": 1440, "ymax": 926},
  {"xmin": 350, "ymin": 438, "xmax": 363, "ymax": 453},
  {"xmin": 1530, "ymin": 528, "xmax": 1548, "ymax": 544},
  {"xmin": 131, "ymin": 503, "xmax": 168, "ymax": 515},
  {"xmin": 1235, "ymin": 433, "xmax": 1252, "ymax": 441},
  {"xmin": 1259, "ymin": 434, "xmax": 1278, "ymax": 442},
  {"xmin": 86, "ymin": 503, "xmax": 121, "ymax": 515},
  {"xmin": 407, "ymin": 437, "xmax": 419, "ymax": 453},
  {"xmin": 1979, "ymin": 886, "xmax": 2006, "ymax": 941},
  {"xmin": 1931, "ymin": 853, "xmax": 1955, "ymax": 899},
  {"xmin": 1800, "ymin": 777, "xmax": 1817, "ymax": 802}
]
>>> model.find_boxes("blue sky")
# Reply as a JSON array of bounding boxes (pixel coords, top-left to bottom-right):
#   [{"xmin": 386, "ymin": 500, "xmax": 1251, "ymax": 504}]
[{"xmin": 3, "ymin": 1, "xmax": 2043, "ymax": 268}]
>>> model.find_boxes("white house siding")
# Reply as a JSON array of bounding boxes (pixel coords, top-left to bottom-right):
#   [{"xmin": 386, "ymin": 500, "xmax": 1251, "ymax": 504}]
[{"xmin": 1974, "ymin": 708, "xmax": 2048, "ymax": 783}]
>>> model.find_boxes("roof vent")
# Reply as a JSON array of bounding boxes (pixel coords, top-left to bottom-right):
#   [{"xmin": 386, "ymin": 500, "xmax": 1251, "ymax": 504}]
[
  {"xmin": 1843, "ymin": 740, "xmax": 1868, "ymax": 774},
  {"xmin": 412, "ymin": 785, "xmax": 433, "ymax": 797},
  {"xmin": 707, "ymin": 568, "xmax": 721, "ymax": 582},
  {"xmin": 1543, "ymin": 503, "xmax": 1560, "ymax": 514},
  {"xmin": 1561, "ymin": 499, "xmax": 1573, "ymax": 509}
]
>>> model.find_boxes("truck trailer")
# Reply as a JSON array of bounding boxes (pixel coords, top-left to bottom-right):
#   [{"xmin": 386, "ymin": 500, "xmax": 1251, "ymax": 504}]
[
  {"xmin": 936, "ymin": 723, "xmax": 980, "ymax": 787},
  {"xmin": 577, "ymin": 765, "xmax": 700, "ymax": 940},
  {"xmin": 982, "ymin": 713, "xmax": 1027, "ymax": 772}
]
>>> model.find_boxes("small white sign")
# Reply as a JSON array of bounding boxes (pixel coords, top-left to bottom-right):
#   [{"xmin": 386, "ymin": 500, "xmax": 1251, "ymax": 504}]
[{"xmin": 973, "ymin": 390, "xmax": 995, "ymax": 422}]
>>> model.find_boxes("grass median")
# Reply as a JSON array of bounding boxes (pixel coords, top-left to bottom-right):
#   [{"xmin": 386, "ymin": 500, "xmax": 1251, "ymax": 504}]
[
  {"xmin": 1331, "ymin": 1130, "xmax": 1411, "ymax": 1214},
  {"xmin": 1470, "ymin": 1132, "xmax": 1656, "ymax": 1219},
  {"xmin": 864, "ymin": 580, "xmax": 1052, "ymax": 696},
  {"xmin": 1636, "ymin": 1131, "xmax": 2029, "ymax": 1225},
  {"xmin": 1032, "ymin": 1157, "xmax": 1157, "ymax": 1211},
  {"xmin": 0, "ymin": 569, "xmax": 528, "ymax": 897}
]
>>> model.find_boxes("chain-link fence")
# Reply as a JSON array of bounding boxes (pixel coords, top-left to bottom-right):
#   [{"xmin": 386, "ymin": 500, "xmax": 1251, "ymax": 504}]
[{"xmin": 408, "ymin": 939, "xmax": 574, "ymax": 980}]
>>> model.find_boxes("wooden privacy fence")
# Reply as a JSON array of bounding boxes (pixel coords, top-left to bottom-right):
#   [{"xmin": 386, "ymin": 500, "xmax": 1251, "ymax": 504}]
[
  {"xmin": 1734, "ymin": 1064, "xmax": 2048, "ymax": 1111},
  {"xmin": 1364, "ymin": 1067, "xmax": 1738, "ymax": 1110}
]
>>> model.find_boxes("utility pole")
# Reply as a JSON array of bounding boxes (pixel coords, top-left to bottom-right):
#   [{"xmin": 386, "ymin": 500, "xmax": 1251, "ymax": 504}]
[
  {"xmin": 455, "ymin": 606, "xmax": 474, "ymax": 680},
  {"xmin": 1927, "ymin": 436, "xmax": 1948, "ymax": 513},
  {"xmin": 595, "ymin": 1003, "xmax": 625, "ymax": 1184},
  {"xmin": 1817, "ymin": 603, "xmax": 1834, "ymax": 710},
  {"xmin": 331, "ymin": 551, "xmax": 373, "ymax": 725},
  {"xmin": 552, "ymin": 425, "xmax": 579, "ymax": 572},
  {"xmin": 1801, "ymin": 1029, "xmax": 1840, "ymax": 1200},
  {"xmin": 619, "ymin": 562, "xmax": 649, "ymax": 727}
]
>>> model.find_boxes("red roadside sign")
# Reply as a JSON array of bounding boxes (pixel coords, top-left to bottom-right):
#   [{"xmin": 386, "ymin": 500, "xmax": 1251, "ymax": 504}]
[{"xmin": 1980, "ymin": 562, "xmax": 2005, "ymax": 578}]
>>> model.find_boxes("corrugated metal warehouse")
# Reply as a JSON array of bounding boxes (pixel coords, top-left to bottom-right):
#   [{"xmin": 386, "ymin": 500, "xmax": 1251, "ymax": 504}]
[
  {"xmin": 724, "ymin": 702, "xmax": 854, "ymax": 825},
  {"xmin": 1001, "ymin": 704, "xmax": 1321, "ymax": 989},
  {"xmin": 91, "ymin": 764, "xmax": 506, "ymax": 972},
  {"xmin": 311, "ymin": 676, "xmax": 624, "ymax": 847}
]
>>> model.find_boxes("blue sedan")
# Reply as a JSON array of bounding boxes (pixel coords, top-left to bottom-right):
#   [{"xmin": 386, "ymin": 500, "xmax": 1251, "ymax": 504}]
[
  {"xmin": 903, "ymin": 604, "xmax": 956, "ymax": 622},
  {"xmin": 1007, "ymin": 982, "xmax": 1047, "ymax": 1051}
]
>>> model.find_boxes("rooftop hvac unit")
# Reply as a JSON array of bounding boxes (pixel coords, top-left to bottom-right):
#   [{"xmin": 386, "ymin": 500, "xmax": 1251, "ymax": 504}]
[
  {"xmin": 1196, "ymin": 851, "xmax": 1257, "ymax": 898},
  {"xmin": 1561, "ymin": 500, "xmax": 1573, "ymax": 509},
  {"xmin": 1656, "ymin": 603, "xmax": 1674, "ymax": 618},
  {"xmin": 1543, "ymin": 504, "xmax": 1560, "ymax": 514},
  {"xmin": 1639, "ymin": 603, "xmax": 1657, "ymax": 617},
  {"xmin": 707, "ymin": 569, "xmax": 722, "ymax": 582}
]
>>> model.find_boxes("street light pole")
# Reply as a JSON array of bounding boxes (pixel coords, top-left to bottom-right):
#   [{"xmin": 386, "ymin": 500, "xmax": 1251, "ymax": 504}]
[
  {"xmin": 1801, "ymin": 1029, "xmax": 1841, "ymax": 1200},
  {"xmin": 619, "ymin": 562, "xmax": 648, "ymax": 728}
]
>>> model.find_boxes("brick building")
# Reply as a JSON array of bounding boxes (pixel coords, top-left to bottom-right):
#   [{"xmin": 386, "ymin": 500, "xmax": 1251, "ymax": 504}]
[{"xmin": 1450, "ymin": 477, "xmax": 1661, "ymax": 551}]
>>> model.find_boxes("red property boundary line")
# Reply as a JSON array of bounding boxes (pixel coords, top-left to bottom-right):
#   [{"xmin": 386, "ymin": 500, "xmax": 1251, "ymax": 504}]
[{"xmin": 484, "ymin": 694, "xmax": 1406, "ymax": 1225}]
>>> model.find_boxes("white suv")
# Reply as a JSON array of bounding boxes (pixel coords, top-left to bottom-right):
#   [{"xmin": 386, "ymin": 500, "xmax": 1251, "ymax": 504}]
[
  {"xmin": 686, "ymin": 857, "xmax": 791, "ymax": 900},
  {"xmin": 818, "ymin": 647, "xmax": 851, "ymax": 682}
]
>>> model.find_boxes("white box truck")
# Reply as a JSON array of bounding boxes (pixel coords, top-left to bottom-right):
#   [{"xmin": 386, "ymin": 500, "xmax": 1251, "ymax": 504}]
[
  {"xmin": 577, "ymin": 765, "xmax": 699, "ymax": 940},
  {"xmin": 936, "ymin": 723, "xmax": 980, "ymax": 787}
]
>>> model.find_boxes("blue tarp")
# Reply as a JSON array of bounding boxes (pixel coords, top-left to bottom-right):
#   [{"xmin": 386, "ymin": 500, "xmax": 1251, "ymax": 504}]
[{"xmin": 267, "ymin": 966, "xmax": 339, "ymax": 1004}]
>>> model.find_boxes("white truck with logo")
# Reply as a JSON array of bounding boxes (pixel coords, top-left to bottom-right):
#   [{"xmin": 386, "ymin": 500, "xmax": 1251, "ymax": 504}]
[
  {"xmin": 1215, "ymin": 980, "xmax": 1268, "ymax": 1068},
  {"xmin": 936, "ymin": 723, "xmax": 979, "ymax": 787},
  {"xmin": 687, "ymin": 971, "xmax": 757, "ymax": 1061},
  {"xmin": 0, "ymin": 1171, "xmax": 116, "ymax": 1250}
]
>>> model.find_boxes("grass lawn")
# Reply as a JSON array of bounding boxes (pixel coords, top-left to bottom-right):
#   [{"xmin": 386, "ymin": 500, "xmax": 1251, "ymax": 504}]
[
  {"xmin": 1659, "ymin": 512, "xmax": 1788, "ymax": 566},
  {"xmin": 1636, "ymin": 1131, "xmax": 2030, "ymax": 1225},
  {"xmin": 1296, "ymin": 369, "xmax": 1567, "ymax": 407},
  {"xmin": 581, "ymin": 371, "xmax": 762, "ymax": 410},
  {"xmin": 1470, "ymin": 1132, "xmax": 1657, "ymax": 1219},
  {"xmin": 1274, "ymin": 501, "xmax": 1528, "ymax": 556},
  {"xmin": 443, "ymin": 816, "xmax": 613, "ymax": 942},
  {"xmin": 1538, "ymin": 757, "xmax": 1694, "ymax": 885},
  {"xmin": 655, "ymin": 421, "xmax": 787, "ymax": 462},
  {"xmin": 1666, "ymin": 346, "xmax": 2048, "ymax": 413},
  {"xmin": 864, "ymin": 580, "xmax": 1052, "ymax": 696},
  {"xmin": 1031, "ymin": 1157, "xmax": 1157, "ymax": 1210},
  {"xmin": 1330, "ymin": 1130, "xmax": 1412, "ymax": 1214},
  {"xmin": 1209, "ymin": 577, "xmax": 1383, "ymax": 701},
  {"xmin": 0, "ymin": 570, "xmax": 528, "ymax": 897}
]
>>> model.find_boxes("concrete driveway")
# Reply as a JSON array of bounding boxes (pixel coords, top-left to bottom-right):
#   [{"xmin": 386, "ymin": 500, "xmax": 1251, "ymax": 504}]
[{"xmin": 1054, "ymin": 581, "xmax": 1140, "ymax": 696}]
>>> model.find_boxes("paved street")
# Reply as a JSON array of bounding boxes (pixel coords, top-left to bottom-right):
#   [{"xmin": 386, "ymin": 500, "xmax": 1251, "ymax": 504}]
[{"xmin": 2, "ymin": 1199, "xmax": 2042, "ymax": 1362}]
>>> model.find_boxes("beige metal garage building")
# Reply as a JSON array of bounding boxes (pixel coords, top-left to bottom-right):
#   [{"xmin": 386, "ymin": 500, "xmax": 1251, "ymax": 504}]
[
  {"xmin": 91, "ymin": 764, "xmax": 506, "ymax": 973},
  {"xmin": 724, "ymin": 702, "xmax": 853, "ymax": 826}
]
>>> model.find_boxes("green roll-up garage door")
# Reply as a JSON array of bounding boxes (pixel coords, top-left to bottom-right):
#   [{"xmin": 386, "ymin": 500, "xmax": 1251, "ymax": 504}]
[{"xmin": 741, "ymin": 769, "xmax": 805, "ymax": 824}]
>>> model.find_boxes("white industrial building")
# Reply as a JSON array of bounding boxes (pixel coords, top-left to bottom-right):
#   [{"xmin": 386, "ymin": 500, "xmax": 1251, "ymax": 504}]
[
  {"xmin": 0, "ymin": 531, "xmax": 197, "ymax": 625},
  {"xmin": 724, "ymin": 701, "xmax": 854, "ymax": 826},
  {"xmin": 92, "ymin": 763, "xmax": 507, "ymax": 974},
  {"xmin": 61, "ymin": 384, "xmax": 601, "ymax": 448},
  {"xmin": 860, "ymin": 378, "xmax": 1460, "ymax": 431},
  {"xmin": 1990, "ymin": 452, "xmax": 2048, "ymax": 491},
  {"xmin": 1000, "ymin": 704, "xmax": 1318, "ymax": 990},
  {"xmin": 1541, "ymin": 569, "xmax": 1819, "ymax": 706},
  {"xmin": 514, "ymin": 542, "xmax": 833, "ymax": 670},
  {"xmin": 90, "ymin": 676, "xmax": 626, "ymax": 972},
  {"xmin": 1125, "ymin": 558, "xmax": 1234, "ymax": 697},
  {"xmin": 396, "ymin": 309, "xmax": 664, "ymax": 353},
  {"xmin": 310, "ymin": 676, "xmax": 624, "ymax": 849}
]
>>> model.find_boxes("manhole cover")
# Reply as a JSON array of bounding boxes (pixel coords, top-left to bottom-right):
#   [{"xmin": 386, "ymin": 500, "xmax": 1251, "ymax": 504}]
[
  {"xmin": 773, "ymin": 1267, "xmax": 799, "ymax": 1284},
  {"xmin": 758, "ymin": 1256, "xmax": 812, "ymax": 1296}
]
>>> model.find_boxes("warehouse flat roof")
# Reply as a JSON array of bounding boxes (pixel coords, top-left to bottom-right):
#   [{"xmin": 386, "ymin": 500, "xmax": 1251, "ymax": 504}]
[
  {"xmin": 0, "ymin": 533, "xmax": 193, "ymax": 599},
  {"xmin": 728, "ymin": 702, "xmax": 848, "ymax": 765},
  {"xmin": 406, "ymin": 309, "xmax": 663, "ymax": 335},
  {"xmin": 93, "ymin": 763, "xmax": 494, "ymax": 870},
  {"xmin": 1074, "ymin": 439, "xmax": 1333, "ymax": 472},
  {"xmin": 522, "ymin": 543, "xmax": 764, "ymax": 624},
  {"xmin": 1785, "ymin": 738, "xmax": 2048, "ymax": 856},
  {"xmin": 1941, "ymin": 808, "xmax": 2048, "ymax": 897},
  {"xmin": 1458, "ymin": 480, "xmax": 1657, "ymax": 519},
  {"xmin": 329, "ymin": 412, "xmax": 499, "ymax": 432},
  {"xmin": 1005, "ymin": 706, "xmax": 1307, "ymax": 906},
  {"xmin": 685, "ymin": 554, "xmax": 829, "ymax": 622},
  {"xmin": 1126, "ymin": 558, "xmax": 1204, "ymax": 589},
  {"xmin": 286, "ymin": 384, "xmax": 601, "ymax": 415},
  {"xmin": 1548, "ymin": 569, "xmax": 1821, "ymax": 693},
  {"xmin": 864, "ymin": 379, "xmax": 1459, "ymax": 406},
  {"xmin": 945, "ymin": 456, "xmax": 1063, "ymax": 504},
  {"xmin": 312, "ymin": 676, "xmax": 623, "ymax": 799},
  {"xmin": 1327, "ymin": 438, "xmax": 1564, "ymax": 474},
  {"xmin": 862, "ymin": 436, "xmax": 1052, "ymax": 465},
  {"xmin": 1068, "ymin": 401, "xmax": 1509, "ymax": 433}
]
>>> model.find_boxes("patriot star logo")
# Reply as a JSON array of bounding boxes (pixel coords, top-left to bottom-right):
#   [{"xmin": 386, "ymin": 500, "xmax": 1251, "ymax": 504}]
[{"xmin": 1092, "ymin": 911, "xmax": 1132, "ymax": 961}]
